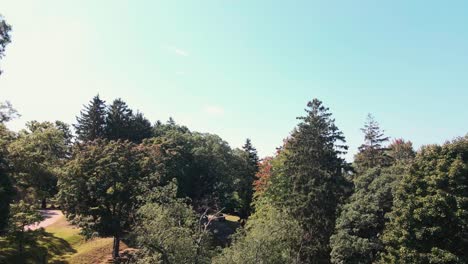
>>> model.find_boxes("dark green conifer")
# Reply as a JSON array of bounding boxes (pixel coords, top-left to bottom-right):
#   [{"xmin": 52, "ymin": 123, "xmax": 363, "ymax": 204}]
[
  {"xmin": 282, "ymin": 99, "xmax": 350, "ymax": 263},
  {"xmin": 74, "ymin": 95, "xmax": 107, "ymax": 141}
]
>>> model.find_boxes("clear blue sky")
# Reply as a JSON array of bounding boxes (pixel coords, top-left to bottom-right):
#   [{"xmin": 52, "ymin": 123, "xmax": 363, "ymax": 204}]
[{"xmin": 1, "ymin": 0, "xmax": 467, "ymax": 160}]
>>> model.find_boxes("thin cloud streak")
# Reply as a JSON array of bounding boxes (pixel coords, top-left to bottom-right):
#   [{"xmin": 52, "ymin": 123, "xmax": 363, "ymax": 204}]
[{"xmin": 167, "ymin": 46, "xmax": 189, "ymax": 56}]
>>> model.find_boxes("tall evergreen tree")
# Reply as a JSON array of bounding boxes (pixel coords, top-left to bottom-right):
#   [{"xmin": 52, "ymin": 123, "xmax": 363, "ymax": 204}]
[
  {"xmin": 354, "ymin": 114, "xmax": 391, "ymax": 172},
  {"xmin": 74, "ymin": 95, "xmax": 107, "ymax": 141},
  {"xmin": 129, "ymin": 112, "xmax": 153, "ymax": 143},
  {"xmin": 331, "ymin": 117, "xmax": 412, "ymax": 264},
  {"xmin": 278, "ymin": 99, "xmax": 350, "ymax": 263},
  {"xmin": 105, "ymin": 98, "xmax": 133, "ymax": 141},
  {"xmin": 238, "ymin": 138, "xmax": 259, "ymax": 218}
]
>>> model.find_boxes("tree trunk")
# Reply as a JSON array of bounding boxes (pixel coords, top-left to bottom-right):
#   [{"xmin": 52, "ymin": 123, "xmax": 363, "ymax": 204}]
[
  {"xmin": 41, "ymin": 198, "xmax": 47, "ymax": 209},
  {"xmin": 112, "ymin": 235, "xmax": 120, "ymax": 259},
  {"xmin": 18, "ymin": 229, "xmax": 24, "ymax": 254}
]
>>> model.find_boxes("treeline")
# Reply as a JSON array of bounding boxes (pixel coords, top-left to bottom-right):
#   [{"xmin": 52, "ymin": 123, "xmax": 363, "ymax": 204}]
[
  {"xmin": 1, "ymin": 96, "xmax": 467, "ymax": 264},
  {"xmin": 1, "ymin": 14, "xmax": 468, "ymax": 264},
  {"xmin": 0, "ymin": 96, "xmax": 259, "ymax": 262},
  {"xmin": 214, "ymin": 104, "xmax": 468, "ymax": 264}
]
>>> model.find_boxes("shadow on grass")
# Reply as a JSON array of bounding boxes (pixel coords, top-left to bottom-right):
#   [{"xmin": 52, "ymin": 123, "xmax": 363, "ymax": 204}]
[{"xmin": 0, "ymin": 229, "xmax": 76, "ymax": 264}]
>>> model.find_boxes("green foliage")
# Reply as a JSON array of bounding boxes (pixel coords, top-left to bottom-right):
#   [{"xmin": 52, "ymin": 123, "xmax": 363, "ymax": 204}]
[
  {"xmin": 133, "ymin": 180, "xmax": 214, "ymax": 264},
  {"xmin": 8, "ymin": 121, "xmax": 70, "ymax": 207},
  {"xmin": 387, "ymin": 138, "xmax": 415, "ymax": 166},
  {"xmin": 267, "ymin": 99, "xmax": 350, "ymax": 263},
  {"xmin": 190, "ymin": 132, "xmax": 240, "ymax": 211},
  {"xmin": 0, "ymin": 101, "xmax": 20, "ymax": 123},
  {"xmin": 7, "ymin": 200, "xmax": 43, "ymax": 254},
  {"xmin": 330, "ymin": 118, "xmax": 413, "ymax": 264},
  {"xmin": 105, "ymin": 98, "xmax": 135, "ymax": 141},
  {"xmin": 74, "ymin": 95, "xmax": 107, "ymax": 141},
  {"xmin": 330, "ymin": 167, "xmax": 405, "ymax": 264},
  {"xmin": 153, "ymin": 118, "xmax": 190, "ymax": 137},
  {"xmin": 236, "ymin": 139, "xmax": 259, "ymax": 218},
  {"xmin": 213, "ymin": 201, "xmax": 302, "ymax": 264},
  {"xmin": 105, "ymin": 98, "xmax": 153, "ymax": 143},
  {"xmin": 58, "ymin": 139, "xmax": 150, "ymax": 258},
  {"xmin": 8, "ymin": 200, "xmax": 43, "ymax": 233},
  {"xmin": 75, "ymin": 96, "xmax": 153, "ymax": 143},
  {"xmin": 0, "ymin": 124, "xmax": 14, "ymax": 232},
  {"xmin": 0, "ymin": 15, "xmax": 11, "ymax": 75},
  {"xmin": 381, "ymin": 136, "xmax": 468, "ymax": 263},
  {"xmin": 354, "ymin": 114, "xmax": 391, "ymax": 173},
  {"xmin": 143, "ymin": 127, "xmax": 254, "ymax": 213}
]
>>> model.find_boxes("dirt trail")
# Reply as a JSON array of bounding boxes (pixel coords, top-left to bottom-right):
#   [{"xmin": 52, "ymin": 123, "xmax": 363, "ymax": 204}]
[{"xmin": 25, "ymin": 210, "xmax": 63, "ymax": 230}]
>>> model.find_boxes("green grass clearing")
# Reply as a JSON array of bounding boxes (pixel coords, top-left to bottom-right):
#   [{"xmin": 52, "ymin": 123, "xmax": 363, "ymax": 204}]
[{"xmin": 0, "ymin": 213, "xmax": 127, "ymax": 264}]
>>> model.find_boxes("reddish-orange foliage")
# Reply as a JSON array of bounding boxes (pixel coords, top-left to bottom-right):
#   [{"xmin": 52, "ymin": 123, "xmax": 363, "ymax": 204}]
[{"xmin": 253, "ymin": 156, "xmax": 273, "ymax": 195}]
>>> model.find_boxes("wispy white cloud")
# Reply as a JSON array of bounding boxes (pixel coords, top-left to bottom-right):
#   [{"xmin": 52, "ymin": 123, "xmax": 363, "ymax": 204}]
[
  {"xmin": 203, "ymin": 105, "xmax": 225, "ymax": 117},
  {"xmin": 166, "ymin": 46, "xmax": 189, "ymax": 57}
]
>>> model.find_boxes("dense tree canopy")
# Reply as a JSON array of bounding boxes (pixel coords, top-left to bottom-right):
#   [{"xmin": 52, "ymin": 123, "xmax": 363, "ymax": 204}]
[
  {"xmin": 330, "ymin": 166, "xmax": 406, "ymax": 264},
  {"xmin": 8, "ymin": 121, "xmax": 70, "ymax": 208},
  {"xmin": 1, "ymin": 90, "xmax": 466, "ymax": 264},
  {"xmin": 279, "ymin": 99, "xmax": 351, "ymax": 263},
  {"xmin": 58, "ymin": 139, "xmax": 152, "ymax": 258},
  {"xmin": 0, "ymin": 123, "xmax": 14, "ymax": 232},
  {"xmin": 214, "ymin": 201, "xmax": 302, "ymax": 264},
  {"xmin": 381, "ymin": 136, "xmax": 468, "ymax": 263},
  {"xmin": 133, "ymin": 180, "xmax": 214, "ymax": 264}
]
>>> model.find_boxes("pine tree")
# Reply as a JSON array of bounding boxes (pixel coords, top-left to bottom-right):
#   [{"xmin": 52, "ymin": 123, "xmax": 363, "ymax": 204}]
[
  {"xmin": 239, "ymin": 138, "xmax": 259, "ymax": 218},
  {"xmin": 105, "ymin": 98, "xmax": 133, "ymax": 141},
  {"xmin": 74, "ymin": 95, "xmax": 107, "ymax": 141},
  {"xmin": 282, "ymin": 99, "xmax": 350, "ymax": 263},
  {"xmin": 129, "ymin": 112, "xmax": 153, "ymax": 143},
  {"xmin": 354, "ymin": 114, "xmax": 391, "ymax": 172}
]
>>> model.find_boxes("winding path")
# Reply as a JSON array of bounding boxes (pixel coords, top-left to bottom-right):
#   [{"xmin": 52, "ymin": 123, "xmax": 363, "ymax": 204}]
[{"xmin": 25, "ymin": 210, "xmax": 63, "ymax": 230}]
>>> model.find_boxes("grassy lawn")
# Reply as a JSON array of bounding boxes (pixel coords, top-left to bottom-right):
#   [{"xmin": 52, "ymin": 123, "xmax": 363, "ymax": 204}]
[{"xmin": 0, "ymin": 214, "xmax": 127, "ymax": 264}]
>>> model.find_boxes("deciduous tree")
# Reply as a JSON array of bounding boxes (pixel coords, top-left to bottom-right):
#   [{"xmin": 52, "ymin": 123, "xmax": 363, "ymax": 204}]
[
  {"xmin": 213, "ymin": 202, "xmax": 302, "ymax": 264},
  {"xmin": 381, "ymin": 136, "xmax": 468, "ymax": 263},
  {"xmin": 58, "ymin": 139, "xmax": 150, "ymax": 259},
  {"xmin": 8, "ymin": 121, "xmax": 69, "ymax": 208}
]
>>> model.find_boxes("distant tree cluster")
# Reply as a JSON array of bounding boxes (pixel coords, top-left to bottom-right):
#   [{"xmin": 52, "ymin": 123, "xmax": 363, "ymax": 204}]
[
  {"xmin": 74, "ymin": 95, "xmax": 153, "ymax": 143},
  {"xmin": 218, "ymin": 101, "xmax": 467, "ymax": 264}
]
